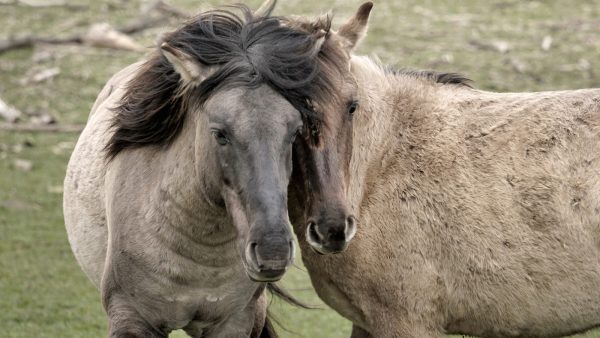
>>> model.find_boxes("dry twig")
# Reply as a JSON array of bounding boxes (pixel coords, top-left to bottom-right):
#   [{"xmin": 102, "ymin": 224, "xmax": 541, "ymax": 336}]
[
  {"xmin": 0, "ymin": 97, "xmax": 22, "ymax": 123},
  {"xmin": 0, "ymin": 0, "xmax": 86, "ymax": 10},
  {"xmin": 0, "ymin": 0, "xmax": 187, "ymax": 54},
  {"xmin": 0, "ymin": 123, "xmax": 84, "ymax": 133}
]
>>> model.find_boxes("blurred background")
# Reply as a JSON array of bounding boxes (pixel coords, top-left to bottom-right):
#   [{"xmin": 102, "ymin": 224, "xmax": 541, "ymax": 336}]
[{"xmin": 1, "ymin": 0, "xmax": 599, "ymax": 337}]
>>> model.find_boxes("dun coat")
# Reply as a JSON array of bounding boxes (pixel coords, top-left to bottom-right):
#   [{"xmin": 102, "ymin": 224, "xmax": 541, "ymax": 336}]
[{"xmin": 293, "ymin": 3, "xmax": 600, "ymax": 337}]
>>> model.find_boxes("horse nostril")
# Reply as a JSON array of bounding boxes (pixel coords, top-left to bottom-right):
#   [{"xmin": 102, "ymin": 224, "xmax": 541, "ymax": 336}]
[
  {"xmin": 346, "ymin": 216, "xmax": 354, "ymax": 228},
  {"xmin": 345, "ymin": 216, "xmax": 357, "ymax": 242},
  {"xmin": 288, "ymin": 240, "xmax": 295, "ymax": 261},
  {"xmin": 307, "ymin": 221, "xmax": 323, "ymax": 242},
  {"xmin": 248, "ymin": 242, "xmax": 264, "ymax": 270}
]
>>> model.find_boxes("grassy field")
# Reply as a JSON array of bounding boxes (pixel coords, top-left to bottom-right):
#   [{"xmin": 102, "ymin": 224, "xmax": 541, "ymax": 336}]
[{"xmin": 1, "ymin": 0, "xmax": 600, "ymax": 337}]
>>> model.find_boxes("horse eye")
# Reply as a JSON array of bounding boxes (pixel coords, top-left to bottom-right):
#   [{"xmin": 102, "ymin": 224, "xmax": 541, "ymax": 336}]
[
  {"xmin": 211, "ymin": 129, "xmax": 229, "ymax": 146},
  {"xmin": 348, "ymin": 101, "xmax": 359, "ymax": 116},
  {"xmin": 290, "ymin": 128, "xmax": 302, "ymax": 143}
]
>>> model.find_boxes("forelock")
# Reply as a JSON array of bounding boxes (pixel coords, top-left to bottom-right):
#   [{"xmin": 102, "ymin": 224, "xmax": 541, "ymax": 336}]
[{"xmin": 106, "ymin": 5, "xmax": 338, "ymax": 158}]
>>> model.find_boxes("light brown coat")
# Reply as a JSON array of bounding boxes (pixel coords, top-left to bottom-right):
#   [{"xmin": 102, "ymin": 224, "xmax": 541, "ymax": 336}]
[{"xmin": 297, "ymin": 54, "xmax": 600, "ymax": 337}]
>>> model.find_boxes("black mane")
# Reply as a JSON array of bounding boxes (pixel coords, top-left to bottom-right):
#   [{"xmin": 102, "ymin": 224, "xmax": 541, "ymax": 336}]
[
  {"xmin": 385, "ymin": 65, "xmax": 473, "ymax": 87},
  {"xmin": 107, "ymin": 5, "xmax": 334, "ymax": 158}
]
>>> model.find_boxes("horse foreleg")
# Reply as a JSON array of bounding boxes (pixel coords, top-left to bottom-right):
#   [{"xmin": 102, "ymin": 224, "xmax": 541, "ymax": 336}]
[
  {"xmin": 251, "ymin": 289, "xmax": 269, "ymax": 338},
  {"xmin": 350, "ymin": 324, "xmax": 373, "ymax": 338},
  {"xmin": 105, "ymin": 296, "xmax": 167, "ymax": 338},
  {"xmin": 199, "ymin": 309, "xmax": 256, "ymax": 338},
  {"xmin": 369, "ymin": 320, "xmax": 445, "ymax": 338},
  {"xmin": 365, "ymin": 309, "xmax": 444, "ymax": 338},
  {"xmin": 188, "ymin": 289, "xmax": 265, "ymax": 338}
]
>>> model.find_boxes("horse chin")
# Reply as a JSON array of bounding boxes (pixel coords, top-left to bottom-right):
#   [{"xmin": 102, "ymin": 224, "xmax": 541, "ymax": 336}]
[
  {"xmin": 308, "ymin": 242, "xmax": 347, "ymax": 255},
  {"xmin": 242, "ymin": 247, "xmax": 289, "ymax": 283},
  {"xmin": 245, "ymin": 269, "xmax": 284, "ymax": 283},
  {"xmin": 309, "ymin": 245, "xmax": 327, "ymax": 255},
  {"xmin": 243, "ymin": 262, "xmax": 285, "ymax": 282}
]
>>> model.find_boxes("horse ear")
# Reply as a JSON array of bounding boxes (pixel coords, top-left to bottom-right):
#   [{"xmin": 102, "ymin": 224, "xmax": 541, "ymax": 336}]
[
  {"xmin": 160, "ymin": 42, "xmax": 207, "ymax": 85},
  {"xmin": 337, "ymin": 2, "xmax": 373, "ymax": 52},
  {"xmin": 312, "ymin": 28, "xmax": 327, "ymax": 56},
  {"xmin": 303, "ymin": 12, "xmax": 331, "ymax": 55},
  {"xmin": 255, "ymin": 0, "xmax": 277, "ymax": 17},
  {"xmin": 280, "ymin": 12, "xmax": 329, "ymax": 55}
]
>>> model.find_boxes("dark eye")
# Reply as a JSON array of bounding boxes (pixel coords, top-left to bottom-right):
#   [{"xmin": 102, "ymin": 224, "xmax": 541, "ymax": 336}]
[
  {"xmin": 211, "ymin": 129, "xmax": 229, "ymax": 146},
  {"xmin": 290, "ymin": 127, "xmax": 302, "ymax": 143},
  {"xmin": 348, "ymin": 100, "xmax": 359, "ymax": 116}
]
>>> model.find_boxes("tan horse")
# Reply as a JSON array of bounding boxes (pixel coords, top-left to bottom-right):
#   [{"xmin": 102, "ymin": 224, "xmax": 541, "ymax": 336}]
[
  {"xmin": 293, "ymin": 3, "xmax": 600, "ymax": 337},
  {"xmin": 63, "ymin": 2, "xmax": 351, "ymax": 337}
]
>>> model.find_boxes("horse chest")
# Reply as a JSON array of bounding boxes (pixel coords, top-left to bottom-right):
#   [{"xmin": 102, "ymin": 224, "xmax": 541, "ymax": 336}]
[
  {"xmin": 110, "ymin": 228, "xmax": 257, "ymax": 332},
  {"xmin": 169, "ymin": 273, "xmax": 257, "ymax": 322},
  {"xmin": 113, "ymin": 256, "xmax": 258, "ymax": 332},
  {"xmin": 301, "ymin": 244, "xmax": 369, "ymax": 329}
]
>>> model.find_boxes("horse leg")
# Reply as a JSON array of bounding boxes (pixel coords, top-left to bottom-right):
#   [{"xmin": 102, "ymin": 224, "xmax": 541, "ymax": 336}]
[
  {"xmin": 369, "ymin": 318, "xmax": 444, "ymax": 338},
  {"xmin": 364, "ymin": 305, "xmax": 444, "ymax": 338},
  {"xmin": 187, "ymin": 288, "xmax": 265, "ymax": 338},
  {"xmin": 250, "ymin": 288, "xmax": 269, "ymax": 338},
  {"xmin": 257, "ymin": 316, "xmax": 276, "ymax": 338},
  {"xmin": 183, "ymin": 301, "xmax": 263, "ymax": 338},
  {"xmin": 105, "ymin": 295, "xmax": 166, "ymax": 338},
  {"xmin": 199, "ymin": 308, "xmax": 257, "ymax": 338},
  {"xmin": 350, "ymin": 324, "xmax": 373, "ymax": 338}
]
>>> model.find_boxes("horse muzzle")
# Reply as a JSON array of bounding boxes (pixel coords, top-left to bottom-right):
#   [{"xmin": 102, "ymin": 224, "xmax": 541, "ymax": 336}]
[{"xmin": 244, "ymin": 238, "xmax": 294, "ymax": 282}]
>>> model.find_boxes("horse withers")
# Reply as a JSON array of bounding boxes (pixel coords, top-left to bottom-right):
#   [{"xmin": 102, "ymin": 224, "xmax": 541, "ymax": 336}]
[
  {"xmin": 294, "ymin": 3, "xmax": 600, "ymax": 337},
  {"xmin": 63, "ymin": 3, "xmax": 337, "ymax": 337}
]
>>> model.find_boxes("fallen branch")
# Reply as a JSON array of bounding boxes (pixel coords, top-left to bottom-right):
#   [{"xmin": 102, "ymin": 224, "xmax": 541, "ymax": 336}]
[
  {"xmin": 154, "ymin": 0, "xmax": 189, "ymax": 19},
  {"xmin": 118, "ymin": 15, "xmax": 168, "ymax": 35},
  {"xmin": 0, "ymin": 34, "xmax": 81, "ymax": 54},
  {"xmin": 0, "ymin": 10, "xmax": 169, "ymax": 54},
  {"xmin": 20, "ymin": 66, "xmax": 60, "ymax": 85},
  {"xmin": 85, "ymin": 23, "xmax": 145, "ymax": 52},
  {"xmin": 0, "ymin": 0, "xmax": 86, "ymax": 9},
  {"xmin": 0, "ymin": 97, "xmax": 22, "ymax": 122},
  {"xmin": 0, "ymin": 123, "xmax": 83, "ymax": 133}
]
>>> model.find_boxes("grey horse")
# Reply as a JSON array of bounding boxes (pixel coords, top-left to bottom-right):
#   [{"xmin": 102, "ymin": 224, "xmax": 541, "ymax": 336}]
[{"xmin": 63, "ymin": 2, "xmax": 338, "ymax": 337}]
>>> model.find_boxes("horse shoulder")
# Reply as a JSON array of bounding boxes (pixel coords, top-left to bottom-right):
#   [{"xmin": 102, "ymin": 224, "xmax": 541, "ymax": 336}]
[{"xmin": 64, "ymin": 61, "xmax": 145, "ymax": 287}]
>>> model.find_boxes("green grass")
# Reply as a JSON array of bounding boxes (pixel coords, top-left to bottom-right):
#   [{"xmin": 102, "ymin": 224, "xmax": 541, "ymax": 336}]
[{"xmin": 1, "ymin": 0, "xmax": 600, "ymax": 337}]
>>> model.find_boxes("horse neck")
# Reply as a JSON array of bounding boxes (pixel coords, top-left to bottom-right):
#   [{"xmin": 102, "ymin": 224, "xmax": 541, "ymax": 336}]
[
  {"xmin": 151, "ymin": 111, "xmax": 234, "ymax": 244},
  {"xmin": 347, "ymin": 56, "xmax": 441, "ymax": 214}
]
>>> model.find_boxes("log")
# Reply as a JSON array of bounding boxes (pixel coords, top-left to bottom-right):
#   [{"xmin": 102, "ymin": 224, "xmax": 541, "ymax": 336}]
[
  {"xmin": 0, "ymin": 0, "xmax": 86, "ymax": 9},
  {"xmin": 0, "ymin": 34, "xmax": 81, "ymax": 54},
  {"xmin": 0, "ymin": 10, "xmax": 169, "ymax": 54},
  {"xmin": 0, "ymin": 122, "xmax": 84, "ymax": 133},
  {"xmin": 84, "ymin": 23, "xmax": 144, "ymax": 52},
  {"xmin": 118, "ymin": 16, "xmax": 168, "ymax": 35},
  {"xmin": 0, "ymin": 97, "xmax": 22, "ymax": 122},
  {"xmin": 154, "ymin": 0, "xmax": 189, "ymax": 19}
]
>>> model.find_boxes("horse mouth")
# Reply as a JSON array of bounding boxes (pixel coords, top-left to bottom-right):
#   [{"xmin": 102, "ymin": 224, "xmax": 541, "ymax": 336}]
[
  {"xmin": 243, "ymin": 261, "xmax": 287, "ymax": 282},
  {"xmin": 309, "ymin": 246, "xmax": 327, "ymax": 255},
  {"xmin": 242, "ymin": 241, "xmax": 292, "ymax": 282},
  {"xmin": 307, "ymin": 241, "xmax": 347, "ymax": 255},
  {"xmin": 245, "ymin": 269, "xmax": 286, "ymax": 282}
]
